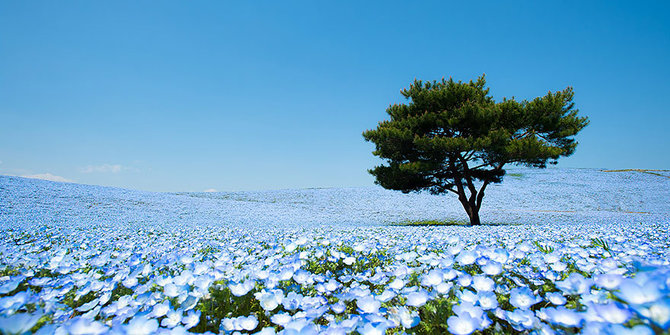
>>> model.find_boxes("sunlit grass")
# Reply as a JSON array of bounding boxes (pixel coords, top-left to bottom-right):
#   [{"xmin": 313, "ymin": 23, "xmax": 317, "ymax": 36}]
[{"xmin": 388, "ymin": 219, "xmax": 469, "ymax": 227}]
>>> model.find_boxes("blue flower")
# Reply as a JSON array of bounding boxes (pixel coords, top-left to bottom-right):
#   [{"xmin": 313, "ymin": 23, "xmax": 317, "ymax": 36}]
[
  {"xmin": 636, "ymin": 297, "xmax": 670, "ymax": 329},
  {"xmin": 0, "ymin": 312, "xmax": 43, "ymax": 335},
  {"xmin": 447, "ymin": 311, "xmax": 481, "ymax": 335},
  {"xmin": 556, "ymin": 273, "xmax": 592, "ymax": 295},
  {"xmin": 606, "ymin": 324, "xmax": 654, "ymax": 335},
  {"xmin": 545, "ymin": 291, "xmax": 566, "ymax": 305},
  {"xmin": 542, "ymin": 306, "xmax": 583, "ymax": 328},
  {"xmin": 406, "ymin": 290, "xmax": 429, "ymax": 307},
  {"xmin": 616, "ymin": 278, "xmax": 662, "ymax": 305},
  {"xmin": 476, "ymin": 291, "xmax": 498, "ymax": 310},
  {"xmin": 357, "ymin": 296, "xmax": 381, "ymax": 314},
  {"xmin": 590, "ymin": 302, "xmax": 632, "ymax": 324},
  {"xmin": 505, "ymin": 308, "xmax": 536, "ymax": 331},
  {"xmin": 509, "ymin": 287, "xmax": 540, "ymax": 309}
]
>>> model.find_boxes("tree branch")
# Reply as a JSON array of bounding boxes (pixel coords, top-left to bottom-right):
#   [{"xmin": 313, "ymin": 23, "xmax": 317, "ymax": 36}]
[
  {"xmin": 448, "ymin": 156, "xmax": 469, "ymax": 207},
  {"xmin": 445, "ymin": 188, "xmax": 459, "ymax": 195},
  {"xmin": 470, "ymin": 162, "xmax": 495, "ymax": 170},
  {"xmin": 457, "ymin": 155, "xmax": 478, "ymax": 197},
  {"xmin": 475, "ymin": 163, "xmax": 505, "ymax": 209},
  {"xmin": 463, "ymin": 150, "xmax": 475, "ymax": 161}
]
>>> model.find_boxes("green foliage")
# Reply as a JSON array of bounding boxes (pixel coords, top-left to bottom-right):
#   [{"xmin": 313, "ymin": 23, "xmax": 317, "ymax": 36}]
[
  {"xmin": 533, "ymin": 241, "xmax": 555, "ymax": 254},
  {"xmin": 304, "ymin": 249, "xmax": 391, "ymax": 277},
  {"xmin": 389, "ymin": 219, "xmax": 468, "ymax": 227},
  {"xmin": 601, "ymin": 169, "xmax": 670, "ymax": 179},
  {"xmin": 110, "ymin": 284, "xmax": 134, "ymax": 301},
  {"xmin": 30, "ymin": 314, "xmax": 53, "ymax": 334},
  {"xmin": 590, "ymin": 238, "xmax": 611, "ymax": 252},
  {"xmin": 389, "ymin": 219, "xmax": 519, "ymax": 227},
  {"xmin": 363, "ymin": 75, "xmax": 589, "ymax": 225},
  {"xmin": 62, "ymin": 289, "xmax": 98, "ymax": 317},
  {"xmin": 413, "ymin": 297, "xmax": 454, "ymax": 334},
  {"xmin": 191, "ymin": 285, "xmax": 271, "ymax": 333}
]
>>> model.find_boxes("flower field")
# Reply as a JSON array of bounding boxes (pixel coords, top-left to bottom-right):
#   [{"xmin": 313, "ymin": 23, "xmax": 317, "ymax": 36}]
[{"xmin": 1, "ymin": 169, "xmax": 669, "ymax": 334}]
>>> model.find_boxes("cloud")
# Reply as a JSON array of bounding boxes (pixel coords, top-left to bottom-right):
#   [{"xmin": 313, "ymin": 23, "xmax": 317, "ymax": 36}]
[
  {"xmin": 80, "ymin": 164, "xmax": 126, "ymax": 174},
  {"xmin": 21, "ymin": 173, "xmax": 74, "ymax": 183},
  {"xmin": 204, "ymin": 188, "xmax": 218, "ymax": 193}
]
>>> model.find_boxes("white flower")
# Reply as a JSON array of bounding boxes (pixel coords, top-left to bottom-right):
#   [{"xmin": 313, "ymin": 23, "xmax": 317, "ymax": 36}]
[
  {"xmin": 279, "ymin": 267, "xmax": 295, "ymax": 280},
  {"xmin": 76, "ymin": 298, "xmax": 99, "ymax": 313},
  {"xmin": 0, "ymin": 291, "xmax": 29, "ymax": 312}
]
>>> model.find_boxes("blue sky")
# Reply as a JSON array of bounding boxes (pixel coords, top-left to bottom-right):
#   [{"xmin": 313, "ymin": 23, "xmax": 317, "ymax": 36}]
[{"xmin": 1, "ymin": 1, "xmax": 668, "ymax": 192}]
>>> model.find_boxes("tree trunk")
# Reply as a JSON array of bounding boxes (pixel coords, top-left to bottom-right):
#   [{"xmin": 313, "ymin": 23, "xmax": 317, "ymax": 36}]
[
  {"xmin": 468, "ymin": 207, "xmax": 481, "ymax": 226},
  {"xmin": 457, "ymin": 196, "xmax": 481, "ymax": 226}
]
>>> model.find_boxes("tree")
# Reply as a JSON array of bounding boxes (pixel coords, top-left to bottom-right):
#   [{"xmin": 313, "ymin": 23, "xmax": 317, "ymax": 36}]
[{"xmin": 362, "ymin": 75, "xmax": 589, "ymax": 225}]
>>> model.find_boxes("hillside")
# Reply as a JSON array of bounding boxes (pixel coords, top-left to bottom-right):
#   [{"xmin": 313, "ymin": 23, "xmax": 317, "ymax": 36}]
[{"xmin": 2, "ymin": 168, "xmax": 668, "ymax": 232}]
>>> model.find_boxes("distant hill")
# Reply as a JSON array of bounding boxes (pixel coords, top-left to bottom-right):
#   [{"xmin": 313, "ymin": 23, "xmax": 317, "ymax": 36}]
[{"xmin": 1, "ymin": 168, "xmax": 669, "ymax": 231}]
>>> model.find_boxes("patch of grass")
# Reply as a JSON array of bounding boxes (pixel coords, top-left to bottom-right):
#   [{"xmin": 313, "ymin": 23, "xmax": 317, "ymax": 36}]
[
  {"xmin": 590, "ymin": 237, "xmax": 611, "ymax": 252},
  {"xmin": 191, "ymin": 285, "xmax": 271, "ymax": 333},
  {"xmin": 388, "ymin": 219, "xmax": 469, "ymax": 227},
  {"xmin": 601, "ymin": 169, "xmax": 670, "ymax": 179},
  {"xmin": 304, "ymin": 249, "xmax": 392, "ymax": 276},
  {"xmin": 110, "ymin": 284, "xmax": 134, "ymax": 301},
  {"xmin": 388, "ymin": 219, "xmax": 520, "ymax": 227},
  {"xmin": 508, "ymin": 172, "xmax": 524, "ymax": 178},
  {"xmin": 533, "ymin": 241, "xmax": 555, "ymax": 254},
  {"xmin": 412, "ymin": 297, "xmax": 453, "ymax": 334}
]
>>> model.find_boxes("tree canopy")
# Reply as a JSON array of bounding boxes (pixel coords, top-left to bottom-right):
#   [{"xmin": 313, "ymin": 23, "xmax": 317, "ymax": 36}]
[{"xmin": 363, "ymin": 75, "xmax": 589, "ymax": 225}]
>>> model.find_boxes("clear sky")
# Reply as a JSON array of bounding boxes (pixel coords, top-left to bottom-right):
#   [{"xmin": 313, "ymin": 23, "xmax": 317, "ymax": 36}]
[{"xmin": 1, "ymin": 1, "xmax": 668, "ymax": 192}]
